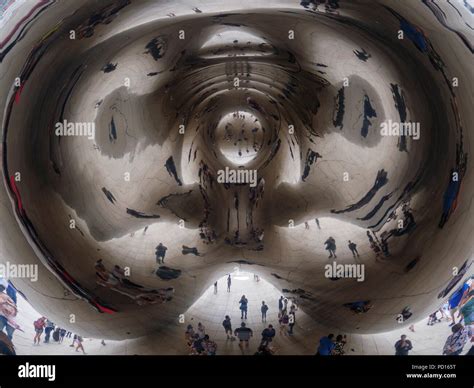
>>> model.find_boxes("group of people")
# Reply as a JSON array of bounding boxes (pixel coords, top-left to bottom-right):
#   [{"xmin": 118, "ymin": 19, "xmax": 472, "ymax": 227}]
[
  {"xmin": 441, "ymin": 278, "xmax": 473, "ymax": 355},
  {"xmin": 185, "ymin": 322, "xmax": 218, "ymax": 355},
  {"xmin": 184, "ymin": 288, "xmax": 300, "ymax": 355},
  {"xmin": 323, "ymin": 237, "xmax": 361, "ymax": 259},
  {"xmin": 316, "ymin": 334, "xmax": 347, "ymax": 355},
  {"xmin": 33, "ymin": 316, "xmax": 86, "ymax": 354},
  {"xmin": 222, "ymin": 316, "xmax": 277, "ymax": 355},
  {"xmin": 391, "ymin": 277, "xmax": 473, "ymax": 356}
]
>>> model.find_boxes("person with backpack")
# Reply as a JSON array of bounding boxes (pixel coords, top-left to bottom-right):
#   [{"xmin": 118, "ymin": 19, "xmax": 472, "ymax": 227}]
[
  {"xmin": 222, "ymin": 315, "xmax": 233, "ymax": 339},
  {"xmin": 234, "ymin": 322, "xmax": 253, "ymax": 349},
  {"xmin": 239, "ymin": 295, "xmax": 248, "ymax": 319},
  {"xmin": 33, "ymin": 317, "xmax": 46, "ymax": 345},
  {"xmin": 261, "ymin": 301, "xmax": 269, "ymax": 322}
]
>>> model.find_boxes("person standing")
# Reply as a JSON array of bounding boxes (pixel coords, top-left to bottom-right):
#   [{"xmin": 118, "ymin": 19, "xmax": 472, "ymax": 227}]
[
  {"xmin": 394, "ymin": 334, "xmax": 413, "ymax": 355},
  {"xmin": 59, "ymin": 328, "xmax": 66, "ymax": 344},
  {"xmin": 33, "ymin": 317, "xmax": 46, "ymax": 345},
  {"xmin": 324, "ymin": 237, "xmax": 337, "ymax": 258},
  {"xmin": 448, "ymin": 281, "xmax": 470, "ymax": 326},
  {"xmin": 213, "ymin": 281, "xmax": 218, "ymax": 294},
  {"xmin": 0, "ymin": 284, "xmax": 18, "ymax": 341},
  {"xmin": 234, "ymin": 322, "xmax": 253, "ymax": 349},
  {"xmin": 44, "ymin": 320, "xmax": 54, "ymax": 343},
  {"xmin": 227, "ymin": 274, "xmax": 232, "ymax": 292},
  {"xmin": 155, "ymin": 243, "xmax": 168, "ymax": 264},
  {"xmin": 278, "ymin": 296, "xmax": 284, "ymax": 313},
  {"xmin": 239, "ymin": 295, "xmax": 248, "ymax": 319},
  {"xmin": 261, "ymin": 301, "xmax": 268, "ymax": 322},
  {"xmin": 222, "ymin": 315, "xmax": 233, "ymax": 339},
  {"xmin": 279, "ymin": 311, "xmax": 289, "ymax": 336},
  {"xmin": 348, "ymin": 240, "xmax": 360, "ymax": 258}
]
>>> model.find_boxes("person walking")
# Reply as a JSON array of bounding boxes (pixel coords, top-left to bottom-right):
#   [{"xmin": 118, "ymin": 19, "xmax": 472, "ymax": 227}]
[
  {"xmin": 155, "ymin": 243, "xmax": 168, "ymax": 264},
  {"xmin": 213, "ymin": 281, "xmax": 218, "ymax": 294},
  {"xmin": 234, "ymin": 322, "xmax": 253, "ymax": 349},
  {"xmin": 75, "ymin": 335, "xmax": 86, "ymax": 354},
  {"xmin": 239, "ymin": 295, "xmax": 248, "ymax": 319},
  {"xmin": 261, "ymin": 301, "xmax": 268, "ymax": 322},
  {"xmin": 222, "ymin": 315, "xmax": 233, "ymax": 340},
  {"xmin": 394, "ymin": 334, "xmax": 413, "ymax": 355},
  {"xmin": 227, "ymin": 274, "xmax": 231, "ymax": 292},
  {"xmin": 324, "ymin": 237, "xmax": 337, "ymax": 258},
  {"xmin": 348, "ymin": 240, "xmax": 360, "ymax": 258}
]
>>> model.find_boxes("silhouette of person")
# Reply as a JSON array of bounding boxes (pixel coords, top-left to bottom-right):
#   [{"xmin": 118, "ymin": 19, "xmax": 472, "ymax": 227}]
[{"xmin": 348, "ymin": 240, "xmax": 360, "ymax": 257}]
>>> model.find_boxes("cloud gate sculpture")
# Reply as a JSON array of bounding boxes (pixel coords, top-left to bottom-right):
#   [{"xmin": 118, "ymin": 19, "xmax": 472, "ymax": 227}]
[{"xmin": 0, "ymin": 0, "xmax": 472, "ymax": 342}]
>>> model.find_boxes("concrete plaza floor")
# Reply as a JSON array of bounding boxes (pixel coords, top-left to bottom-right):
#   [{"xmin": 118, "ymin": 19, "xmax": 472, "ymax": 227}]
[{"xmin": 9, "ymin": 270, "xmax": 470, "ymax": 356}]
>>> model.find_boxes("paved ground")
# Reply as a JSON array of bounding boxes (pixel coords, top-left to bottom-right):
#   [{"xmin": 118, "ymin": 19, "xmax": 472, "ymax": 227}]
[{"xmin": 9, "ymin": 270, "xmax": 470, "ymax": 356}]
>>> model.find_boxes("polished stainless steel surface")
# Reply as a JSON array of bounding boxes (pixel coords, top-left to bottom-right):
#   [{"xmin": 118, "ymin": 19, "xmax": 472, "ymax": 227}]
[{"xmin": 0, "ymin": 0, "xmax": 472, "ymax": 339}]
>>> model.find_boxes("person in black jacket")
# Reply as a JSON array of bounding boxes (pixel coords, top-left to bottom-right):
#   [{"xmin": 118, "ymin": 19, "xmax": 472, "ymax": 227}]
[{"xmin": 394, "ymin": 334, "xmax": 413, "ymax": 355}]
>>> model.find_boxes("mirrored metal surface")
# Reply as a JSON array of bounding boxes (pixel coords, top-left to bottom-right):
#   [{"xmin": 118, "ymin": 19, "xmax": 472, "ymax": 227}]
[{"xmin": 0, "ymin": 0, "xmax": 472, "ymax": 339}]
